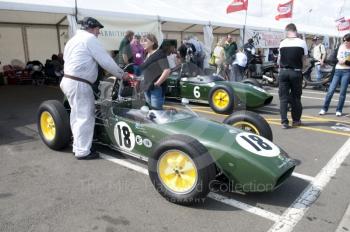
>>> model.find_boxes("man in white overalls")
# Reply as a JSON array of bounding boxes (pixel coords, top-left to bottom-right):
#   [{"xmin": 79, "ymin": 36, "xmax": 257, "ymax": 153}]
[{"xmin": 60, "ymin": 17, "xmax": 127, "ymax": 159}]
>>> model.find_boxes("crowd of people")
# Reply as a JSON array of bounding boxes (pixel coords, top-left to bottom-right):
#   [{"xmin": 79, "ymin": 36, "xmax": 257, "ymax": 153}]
[{"xmin": 57, "ymin": 16, "xmax": 349, "ymax": 160}]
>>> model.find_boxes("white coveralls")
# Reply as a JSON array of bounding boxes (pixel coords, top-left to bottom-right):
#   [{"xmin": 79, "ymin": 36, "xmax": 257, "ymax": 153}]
[{"xmin": 60, "ymin": 29, "xmax": 124, "ymax": 158}]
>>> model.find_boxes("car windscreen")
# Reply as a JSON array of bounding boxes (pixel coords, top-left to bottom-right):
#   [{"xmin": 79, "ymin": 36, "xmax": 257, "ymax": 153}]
[{"xmin": 148, "ymin": 109, "xmax": 196, "ymax": 124}]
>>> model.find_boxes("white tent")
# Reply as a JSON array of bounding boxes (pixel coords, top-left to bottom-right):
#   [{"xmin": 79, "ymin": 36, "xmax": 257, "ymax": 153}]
[{"xmin": 1, "ymin": 0, "xmax": 349, "ymax": 67}]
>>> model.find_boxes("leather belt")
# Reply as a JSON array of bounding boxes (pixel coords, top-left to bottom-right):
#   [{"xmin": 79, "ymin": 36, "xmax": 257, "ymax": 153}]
[{"xmin": 64, "ymin": 74, "xmax": 93, "ymax": 88}]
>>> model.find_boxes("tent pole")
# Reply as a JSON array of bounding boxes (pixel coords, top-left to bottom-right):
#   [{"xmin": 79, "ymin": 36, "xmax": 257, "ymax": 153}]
[
  {"xmin": 56, "ymin": 16, "xmax": 67, "ymax": 53},
  {"xmin": 56, "ymin": 25, "xmax": 62, "ymax": 53},
  {"xmin": 21, "ymin": 26, "xmax": 29, "ymax": 63},
  {"xmin": 75, "ymin": 0, "xmax": 78, "ymax": 22},
  {"xmin": 242, "ymin": 9, "xmax": 248, "ymax": 45}
]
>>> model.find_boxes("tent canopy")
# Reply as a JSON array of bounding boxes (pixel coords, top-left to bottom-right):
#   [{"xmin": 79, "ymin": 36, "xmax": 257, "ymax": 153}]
[
  {"xmin": 0, "ymin": 0, "xmax": 349, "ymax": 37},
  {"xmin": 0, "ymin": 0, "xmax": 74, "ymax": 25},
  {"xmin": 1, "ymin": 0, "xmax": 349, "ymax": 36}
]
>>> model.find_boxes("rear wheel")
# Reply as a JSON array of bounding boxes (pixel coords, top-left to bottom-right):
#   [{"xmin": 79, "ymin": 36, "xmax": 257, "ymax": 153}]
[
  {"xmin": 223, "ymin": 110, "xmax": 273, "ymax": 141},
  {"xmin": 148, "ymin": 135, "xmax": 216, "ymax": 205},
  {"xmin": 37, "ymin": 100, "xmax": 71, "ymax": 150},
  {"xmin": 209, "ymin": 85, "xmax": 235, "ymax": 114}
]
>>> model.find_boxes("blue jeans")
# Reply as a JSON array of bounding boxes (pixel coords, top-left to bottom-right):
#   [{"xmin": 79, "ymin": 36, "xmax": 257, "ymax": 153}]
[
  {"xmin": 315, "ymin": 64, "xmax": 322, "ymax": 82},
  {"xmin": 133, "ymin": 65, "xmax": 142, "ymax": 76},
  {"xmin": 145, "ymin": 86, "xmax": 164, "ymax": 110},
  {"xmin": 322, "ymin": 69, "xmax": 350, "ymax": 113}
]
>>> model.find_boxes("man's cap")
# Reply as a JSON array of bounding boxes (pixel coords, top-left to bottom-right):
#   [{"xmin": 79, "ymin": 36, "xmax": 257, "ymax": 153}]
[{"xmin": 79, "ymin": 17, "xmax": 104, "ymax": 29}]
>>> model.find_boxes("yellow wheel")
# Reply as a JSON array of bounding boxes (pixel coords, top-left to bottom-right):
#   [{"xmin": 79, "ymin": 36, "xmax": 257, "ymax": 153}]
[
  {"xmin": 209, "ymin": 85, "xmax": 234, "ymax": 114},
  {"xmin": 157, "ymin": 150, "xmax": 198, "ymax": 194},
  {"xmin": 40, "ymin": 111, "xmax": 56, "ymax": 141},
  {"xmin": 37, "ymin": 100, "xmax": 71, "ymax": 150},
  {"xmin": 233, "ymin": 121, "xmax": 260, "ymax": 135},
  {"xmin": 148, "ymin": 135, "xmax": 216, "ymax": 205},
  {"xmin": 212, "ymin": 89, "xmax": 230, "ymax": 110}
]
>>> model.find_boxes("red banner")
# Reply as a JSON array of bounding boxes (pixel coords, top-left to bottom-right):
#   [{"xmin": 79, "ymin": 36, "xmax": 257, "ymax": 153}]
[
  {"xmin": 226, "ymin": 0, "xmax": 248, "ymax": 13},
  {"xmin": 275, "ymin": 0, "xmax": 294, "ymax": 20},
  {"xmin": 336, "ymin": 17, "xmax": 350, "ymax": 31}
]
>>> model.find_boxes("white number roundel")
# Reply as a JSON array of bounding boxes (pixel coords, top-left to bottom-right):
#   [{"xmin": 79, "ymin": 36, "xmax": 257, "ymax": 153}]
[
  {"xmin": 236, "ymin": 132, "xmax": 280, "ymax": 157},
  {"xmin": 114, "ymin": 121, "xmax": 135, "ymax": 151},
  {"xmin": 193, "ymin": 86, "xmax": 200, "ymax": 98}
]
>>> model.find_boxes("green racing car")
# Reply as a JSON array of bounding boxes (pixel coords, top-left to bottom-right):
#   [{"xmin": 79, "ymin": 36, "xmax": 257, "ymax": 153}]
[
  {"xmin": 37, "ymin": 75, "xmax": 295, "ymax": 205},
  {"xmin": 165, "ymin": 63, "xmax": 273, "ymax": 114}
]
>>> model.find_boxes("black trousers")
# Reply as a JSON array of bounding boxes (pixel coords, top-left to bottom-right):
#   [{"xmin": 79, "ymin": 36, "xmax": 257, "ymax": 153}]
[{"xmin": 278, "ymin": 69, "xmax": 303, "ymax": 124}]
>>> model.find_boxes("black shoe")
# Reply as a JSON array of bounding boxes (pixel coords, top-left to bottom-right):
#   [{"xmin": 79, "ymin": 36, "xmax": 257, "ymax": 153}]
[
  {"xmin": 292, "ymin": 121, "xmax": 302, "ymax": 127},
  {"xmin": 281, "ymin": 123, "xmax": 290, "ymax": 129},
  {"xmin": 76, "ymin": 151, "xmax": 100, "ymax": 160}
]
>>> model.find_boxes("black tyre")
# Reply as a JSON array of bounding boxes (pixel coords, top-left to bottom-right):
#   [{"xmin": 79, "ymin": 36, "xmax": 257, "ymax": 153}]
[
  {"xmin": 240, "ymin": 78, "xmax": 263, "ymax": 88},
  {"xmin": 223, "ymin": 110, "xmax": 273, "ymax": 141},
  {"xmin": 208, "ymin": 85, "xmax": 235, "ymax": 114},
  {"xmin": 37, "ymin": 100, "xmax": 71, "ymax": 150},
  {"xmin": 148, "ymin": 135, "xmax": 216, "ymax": 205}
]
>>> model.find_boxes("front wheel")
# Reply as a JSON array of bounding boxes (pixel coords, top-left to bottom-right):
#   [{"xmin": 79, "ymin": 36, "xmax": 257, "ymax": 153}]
[
  {"xmin": 148, "ymin": 135, "xmax": 216, "ymax": 205},
  {"xmin": 208, "ymin": 85, "xmax": 235, "ymax": 114},
  {"xmin": 223, "ymin": 110, "xmax": 273, "ymax": 141}
]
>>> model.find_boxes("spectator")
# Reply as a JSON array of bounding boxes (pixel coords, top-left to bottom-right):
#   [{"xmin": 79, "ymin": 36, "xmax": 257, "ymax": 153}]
[
  {"xmin": 118, "ymin": 30, "xmax": 134, "ymax": 67},
  {"xmin": 312, "ymin": 36, "xmax": 326, "ymax": 89},
  {"xmin": 212, "ymin": 38, "xmax": 226, "ymax": 75},
  {"xmin": 57, "ymin": 52, "xmax": 64, "ymax": 65},
  {"xmin": 51, "ymin": 54, "xmax": 64, "ymax": 76},
  {"xmin": 230, "ymin": 47, "xmax": 247, "ymax": 82},
  {"xmin": 130, "ymin": 34, "xmax": 144, "ymax": 76},
  {"xmin": 60, "ymin": 17, "xmax": 127, "ymax": 159},
  {"xmin": 319, "ymin": 33, "xmax": 350, "ymax": 117},
  {"xmin": 224, "ymin": 34, "xmax": 238, "ymax": 65},
  {"xmin": 140, "ymin": 34, "xmax": 171, "ymax": 110},
  {"xmin": 187, "ymin": 35, "xmax": 206, "ymax": 69},
  {"xmin": 244, "ymin": 38, "xmax": 256, "ymax": 63},
  {"xmin": 278, "ymin": 23, "xmax": 308, "ymax": 129},
  {"xmin": 177, "ymin": 40, "xmax": 196, "ymax": 64}
]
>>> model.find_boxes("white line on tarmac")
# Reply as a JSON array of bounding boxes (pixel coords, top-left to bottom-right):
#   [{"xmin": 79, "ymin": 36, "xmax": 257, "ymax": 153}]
[
  {"xmin": 292, "ymin": 172, "xmax": 315, "ymax": 182},
  {"xmin": 269, "ymin": 92, "xmax": 350, "ymax": 103},
  {"xmin": 208, "ymin": 192, "xmax": 281, "ymax": 222},
  {"xmin": 100, "ymin": 154, "xmax": 149, "ymax": 175},
  {"xmin": 291, "ymin": 172, "xmax": 315, "ymax": 183},
  {"xmin": 100, "ymin": 153, "xmax": 281, "ymax": 222},
  {"xmin": 268, "ymin": 89, "xmax": 340, "ymax": 96},
  {"xmin": 267, "ymin": 138, "xmax": 350, "ymax": 232}
]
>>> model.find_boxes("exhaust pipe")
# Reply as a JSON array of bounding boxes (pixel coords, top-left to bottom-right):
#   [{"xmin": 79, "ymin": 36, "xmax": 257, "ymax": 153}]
[{"xmin": 262, "ymin": 75, "xmax": 274, "ymax": 83}]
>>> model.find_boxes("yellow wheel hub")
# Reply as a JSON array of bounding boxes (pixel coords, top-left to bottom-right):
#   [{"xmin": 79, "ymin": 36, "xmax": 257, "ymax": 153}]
[
  {"xmin": 233, "ymin": 121, "xmax": 260, "ymax": 135},
  {"xmin": 212, "ymin": 89, "xmax": 230, "ymax": 109},
  {"xmin": 40, "ymin": 111, "xmax": 56, "ymax": 141},
  {"xmin": 157, "ymin": 150, "xmax": 198, "ymax": 194}
]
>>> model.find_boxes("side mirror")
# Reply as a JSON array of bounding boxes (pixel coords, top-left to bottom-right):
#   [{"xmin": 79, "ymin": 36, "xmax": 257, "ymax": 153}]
[{"xmin": 181, "ymin": 98, "xmax": 189, "ymax": 105}]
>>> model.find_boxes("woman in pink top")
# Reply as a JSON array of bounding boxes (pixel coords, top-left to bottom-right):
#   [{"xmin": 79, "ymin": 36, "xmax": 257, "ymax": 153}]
[{"xmin": 130, "ymin": 34, "xmax": 144, "ymax": 76}]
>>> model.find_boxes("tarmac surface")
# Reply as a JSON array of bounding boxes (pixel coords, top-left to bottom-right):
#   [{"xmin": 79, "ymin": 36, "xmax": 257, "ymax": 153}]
[{"xmin": 0, "ymin": 84, "xmax": 350, "ymax": 232}]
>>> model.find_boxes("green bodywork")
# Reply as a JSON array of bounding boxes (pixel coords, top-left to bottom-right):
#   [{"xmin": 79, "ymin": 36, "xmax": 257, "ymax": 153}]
[
  {"xmin": 89, "ymin": 83, "xmax": 294, "ymax": 192},
  {"xmin": 165, "ymin": 73, "xmax": 273, "ymax": 109}
]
